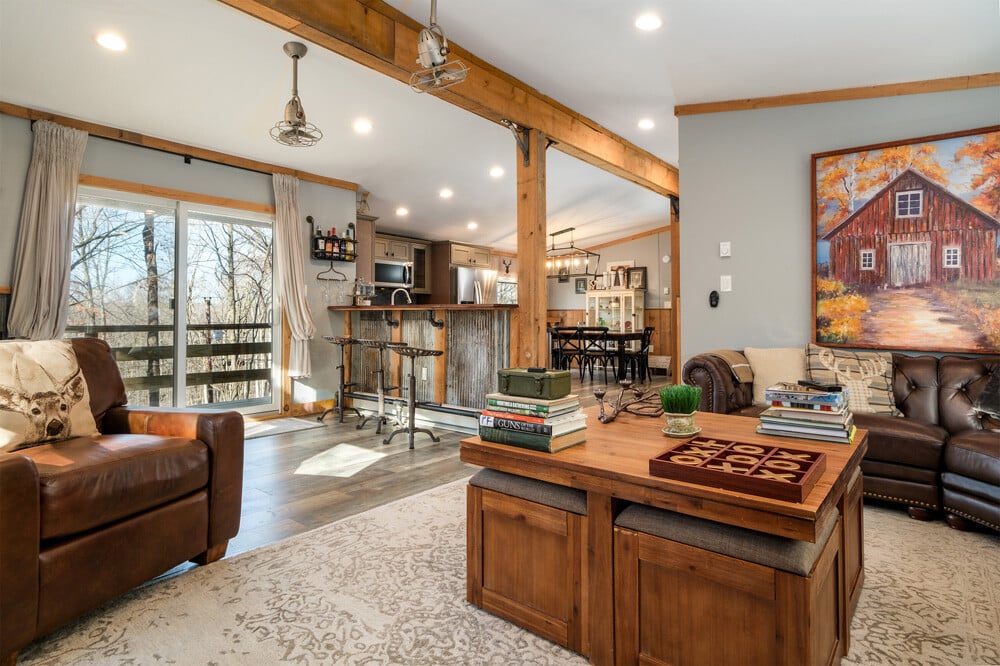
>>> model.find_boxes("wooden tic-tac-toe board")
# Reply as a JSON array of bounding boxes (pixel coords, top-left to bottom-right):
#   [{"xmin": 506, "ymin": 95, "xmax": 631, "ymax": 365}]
[{"xmin": 649, "ymin": 437, "xmax": 827, "ymax": 503}]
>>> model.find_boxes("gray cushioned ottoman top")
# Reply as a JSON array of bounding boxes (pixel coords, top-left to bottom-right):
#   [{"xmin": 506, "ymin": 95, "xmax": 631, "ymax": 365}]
[
  {"xmin": 470, "ymin": 468, "xmax": 587, "ymax": 515},
  {"xmin": 615, "ymin": 503, "xmax": 838, "ymax": 576}
]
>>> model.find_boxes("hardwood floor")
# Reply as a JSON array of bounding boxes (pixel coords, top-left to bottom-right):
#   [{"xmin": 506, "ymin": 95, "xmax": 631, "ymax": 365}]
[{"xmin": 229, "ymin": 368, "xmax": 673, "ymax": 557}]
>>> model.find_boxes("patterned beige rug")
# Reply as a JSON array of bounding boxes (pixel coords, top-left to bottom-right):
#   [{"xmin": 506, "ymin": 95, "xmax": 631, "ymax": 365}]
[{"xmin": 18, "ymin": 479, "xmax": 1000, "ymax": 665}]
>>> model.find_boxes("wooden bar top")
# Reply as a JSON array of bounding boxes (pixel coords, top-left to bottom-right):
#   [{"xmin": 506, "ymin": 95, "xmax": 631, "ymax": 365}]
[
  {"xmin": 461, "ymin": 407, "xmax": 868, "ymax": 542},
  {"xmin": 327, "ymin": 303, "xmax": 517, "ymax": 311}
]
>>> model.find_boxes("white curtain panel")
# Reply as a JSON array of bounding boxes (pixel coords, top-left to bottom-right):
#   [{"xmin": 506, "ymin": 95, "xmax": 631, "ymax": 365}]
[
  {"xmin": 7, "ymin": 120, "xmax": 88, "ymax": 340},
  {"xmin": 272, "ymin": 173, "xmax": 316, "ymax": 378}
]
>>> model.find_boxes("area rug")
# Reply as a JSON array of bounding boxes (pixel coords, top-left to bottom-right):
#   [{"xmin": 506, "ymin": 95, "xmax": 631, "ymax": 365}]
[
  {"xmin": 244, "ymin": 416, "xmax": 324, "ymax": 440},
  {"xmin": 18, "ymin": 480, "xmax": 1000, "ymax": 665}
]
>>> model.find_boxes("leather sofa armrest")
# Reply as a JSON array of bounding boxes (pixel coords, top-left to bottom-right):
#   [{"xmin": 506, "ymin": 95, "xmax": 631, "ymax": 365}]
[
  {"xmin": 0, "ymin": 454, "xmax": 40, "ymax": 657},
  {"xmin": 682, "ymin": 352, "xmax": 752, "ymax": 414},
  {"xmin": 102, "ymin": 407, "xmax": 244, "ymax": 547}
]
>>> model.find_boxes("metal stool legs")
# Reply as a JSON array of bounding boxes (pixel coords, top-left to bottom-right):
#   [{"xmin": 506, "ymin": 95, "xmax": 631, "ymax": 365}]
[
  {"xmin": 356, "ymin": 340, "xmax": 403, "ymax": 433},
  {"xmin": 318, "ymin": 336, "xmax": 361, "ymax": 423},
  {"xmin": 383, "ymin": 346, "xmax": 443, "ymax": 449}
]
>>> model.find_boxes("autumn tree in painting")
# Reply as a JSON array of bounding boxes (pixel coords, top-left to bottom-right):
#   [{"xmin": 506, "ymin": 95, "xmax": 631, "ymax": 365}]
[
  {"xmin": 955, "ymin": 131, "xmax": 1000, "ymax": 218},
  {"xmin": 816, "ymin": 144, "xmax": 949, "ymax": 235}
]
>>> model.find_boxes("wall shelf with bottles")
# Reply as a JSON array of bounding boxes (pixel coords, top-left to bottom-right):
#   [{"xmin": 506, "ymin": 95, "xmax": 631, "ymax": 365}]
[{"xmin": 307, "ymin": 215, "xmax": 357, "ymax": 262}]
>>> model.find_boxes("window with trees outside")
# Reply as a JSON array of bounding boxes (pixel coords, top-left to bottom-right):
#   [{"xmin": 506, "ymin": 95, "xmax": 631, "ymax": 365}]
[{"xmin": 68, "ymin": 187, "xmax": 279, "ymax": 413}]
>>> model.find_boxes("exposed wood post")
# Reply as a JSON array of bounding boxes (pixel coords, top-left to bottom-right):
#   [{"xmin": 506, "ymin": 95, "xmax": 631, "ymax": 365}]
[{"xmin": 513, "ymin": 129, "xmax": 547, "ymax": 369}]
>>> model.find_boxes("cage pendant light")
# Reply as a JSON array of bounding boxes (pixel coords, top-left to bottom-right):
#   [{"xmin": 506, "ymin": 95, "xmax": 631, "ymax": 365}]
[
  {"xmin": 546, "ymin": 228, "xmax": 600, "ymax": 279},
  {"xmin": 270, "ymin": 42, "xmax": 323, "ymax": 147}
]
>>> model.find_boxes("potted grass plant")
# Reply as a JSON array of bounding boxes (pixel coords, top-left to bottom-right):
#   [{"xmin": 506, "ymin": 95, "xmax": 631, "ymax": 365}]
[{"xmin": 659, "ymin": 383, "xmax": 703, "ymax": 436}]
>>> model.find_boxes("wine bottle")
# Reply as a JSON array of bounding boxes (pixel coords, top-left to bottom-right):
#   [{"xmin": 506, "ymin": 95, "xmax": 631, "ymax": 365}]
[
  {"xmin": 324, "ymin": 229, "xmax": 334, "ymax": 256},
  {"xmin": 331, "ymin": 227, "xmax": 340, "ymax": 258},
  {"xmin": 343, "ymin": 227, "xmax": 355, "ymax": 261},
  {"xmin": 314, "ymin": 229, "xmax": 325, "ymax": 254}
]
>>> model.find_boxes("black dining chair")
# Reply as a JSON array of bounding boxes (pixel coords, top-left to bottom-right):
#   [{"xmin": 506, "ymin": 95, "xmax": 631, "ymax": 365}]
[
  {"xmin": 579, "ymin": 326, "xmax": 614, "ymax": 383},
  {"xmin": 624, "ymin": 326, "xmax": 656, "ymax": 382},
  {"xmin": 551, "ymin": 326, "xmax": 585, "ymax": 377}
]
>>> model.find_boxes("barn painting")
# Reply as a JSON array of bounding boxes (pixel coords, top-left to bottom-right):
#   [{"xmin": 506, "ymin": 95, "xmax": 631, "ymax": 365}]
[{"xmin": 812, "ymin": 126, "xmax": 1000, "ymax": 353}]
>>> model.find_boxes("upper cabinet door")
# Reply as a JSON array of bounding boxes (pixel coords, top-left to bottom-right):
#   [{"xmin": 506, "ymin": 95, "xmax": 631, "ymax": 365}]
[
  {"xmin": 451, "ymin": 243, "xmax": 491, "ymax": 267},
  {"xmin": 374, "ymin": 236, "xmax": 411, "ymax": 260}
]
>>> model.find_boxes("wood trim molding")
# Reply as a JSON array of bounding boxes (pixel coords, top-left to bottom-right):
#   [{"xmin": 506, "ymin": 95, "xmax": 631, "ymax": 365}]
[
  {"xmin": 585, "ymin": 226, "xmax": 670, "ymax": 252},
  {"xmin": 0, "ymin": 286, "xmax": 10, "ymax": 294},
  {"xmin": 1, "ymin": 101, "xmax": 358, "ymax": 192},
  {"xmin": 219, "ymin": 0, "xmax": 679, "ymax": 198},
  {"xmin": 674, "ymin": 72, "xmax": 1000, "ymax": 117},
  {"xmin": 79, "ymin": 175, "xmax": 276, "ymax": 215}
]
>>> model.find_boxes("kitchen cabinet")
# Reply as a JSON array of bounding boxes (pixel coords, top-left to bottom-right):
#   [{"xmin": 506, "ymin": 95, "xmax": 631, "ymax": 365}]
[
  {"xmin": 585, "ymin": 288, "xmax": 645, "ymax": 332},
  {"xmin": 374, "ymin": 235, "xmax": 411, "ymax": 261},
  {"xmin": 450, "ymin": 243, "xmax": 491, "ymax": 267},
  {"xmin": 411, "ymin": 242, "xmax": 431, "ymax": 294}
]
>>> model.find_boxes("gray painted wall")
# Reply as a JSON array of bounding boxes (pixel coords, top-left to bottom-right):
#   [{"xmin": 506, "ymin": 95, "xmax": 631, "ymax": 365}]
[
  {"xmin": 678, "ymin": 86, "xmax": 1000, "ymax": 365},
  {"xmin": 0, "ymin": 111, "xmax": 355, "ymax": 406}
]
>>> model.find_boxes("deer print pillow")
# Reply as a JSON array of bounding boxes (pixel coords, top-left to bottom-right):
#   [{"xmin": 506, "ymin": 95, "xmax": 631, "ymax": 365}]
[
  {"xmin": 0, "ymin": 340, "xmax": 100, "ymax": 452},
  {"xmin": 805, "ymin": 343, "xmax": 901, "ymax": 416}
]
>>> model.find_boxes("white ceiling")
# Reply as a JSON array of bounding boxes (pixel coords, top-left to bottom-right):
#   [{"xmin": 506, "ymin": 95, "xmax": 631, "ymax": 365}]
[{"xmin": 1, "ymin": 0, "xmax": 998, "ymax": 251}]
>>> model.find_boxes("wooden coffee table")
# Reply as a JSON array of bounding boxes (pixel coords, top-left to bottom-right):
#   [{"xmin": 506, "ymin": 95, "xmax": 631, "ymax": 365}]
[{"xmin": 460, "ymin": 407, "xmax": 868, "ymax": 665}]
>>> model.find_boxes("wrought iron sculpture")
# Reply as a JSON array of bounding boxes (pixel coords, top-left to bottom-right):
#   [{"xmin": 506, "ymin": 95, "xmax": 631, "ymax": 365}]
[{"xmin": 594, "ymin": 379, "xmax": 663, "ymax": 423}]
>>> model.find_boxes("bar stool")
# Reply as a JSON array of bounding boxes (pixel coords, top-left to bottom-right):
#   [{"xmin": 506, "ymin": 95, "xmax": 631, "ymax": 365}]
[
  {"xmin": 355, "ymin": 339, "xmax": 407, "ymax": 434},
  {"xmin": 318, "ymin": 335, "xmax": 362, "ymax": 423},
  {"xmin": 383, "ymin": 345, "xmax": 443, "ymax": 449}
]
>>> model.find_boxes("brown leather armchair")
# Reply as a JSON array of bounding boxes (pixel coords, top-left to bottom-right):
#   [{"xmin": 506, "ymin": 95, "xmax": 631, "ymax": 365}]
[{"xmin": 0, "ymin": 338, "xmax": 244, "ymax": 665}]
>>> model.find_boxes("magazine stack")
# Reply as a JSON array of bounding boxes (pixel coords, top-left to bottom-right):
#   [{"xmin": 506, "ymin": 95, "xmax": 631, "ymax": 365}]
[
  {"xmin": 756, "ymin": 382, "xmax": 856, "ymax": 444},
  {"xmin": 479, "ymin": 391, "xmax": 587, "ymax": 453}
]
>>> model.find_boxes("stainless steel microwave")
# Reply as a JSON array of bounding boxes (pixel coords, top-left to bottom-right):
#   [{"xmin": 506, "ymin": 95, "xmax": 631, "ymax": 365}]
[{"xmin": 373, "ymin": 259, "xmax": 413, "ymax": 288}]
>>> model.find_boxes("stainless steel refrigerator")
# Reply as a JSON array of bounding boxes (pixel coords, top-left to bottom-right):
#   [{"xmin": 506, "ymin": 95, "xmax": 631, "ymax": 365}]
[{"xmin": 451, "ymin": 266, "xmax": 498, "ymax": 304}]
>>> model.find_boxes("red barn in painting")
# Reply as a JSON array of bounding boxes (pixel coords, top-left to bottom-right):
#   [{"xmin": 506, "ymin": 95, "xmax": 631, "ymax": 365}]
[{"xmin": 823, "ymin": 169, "xmax": 1000, "ymax": 287}]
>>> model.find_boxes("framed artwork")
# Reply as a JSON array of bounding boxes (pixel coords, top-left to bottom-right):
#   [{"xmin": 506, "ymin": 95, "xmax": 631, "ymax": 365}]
[
  {"xmin": 812, "ymin": 125, "xmax": 1000, "ymax": 353},
  {"xmin": 574, "ymin": 277, "xmax": 587, "ymax": 294},
  {"xmin": 557, "ymin": 267, "xmax": 570, "ymax": 283},
  {"xmin": 628, "ymin": 267, "xmax": 647, "ymax": 290},
  {"xmin": 606, "ymin": 260, "xmax": 634, "ymax": 289}
]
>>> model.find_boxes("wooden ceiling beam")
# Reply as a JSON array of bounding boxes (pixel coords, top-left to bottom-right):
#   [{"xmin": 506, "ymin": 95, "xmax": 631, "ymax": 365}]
[{"xmin": 219, "ymin": 0, "xmax": 679, "ymax": 198}]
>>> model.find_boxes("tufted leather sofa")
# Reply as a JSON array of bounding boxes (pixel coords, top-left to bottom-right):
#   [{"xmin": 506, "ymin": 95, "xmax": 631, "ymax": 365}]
[
  {"xmin": 682, "ymin": 350, "xmax": 999, "ymax": 532},
  {"xmin": 0, "ymin": 338, "xmax": 244, "ymax": 665}
]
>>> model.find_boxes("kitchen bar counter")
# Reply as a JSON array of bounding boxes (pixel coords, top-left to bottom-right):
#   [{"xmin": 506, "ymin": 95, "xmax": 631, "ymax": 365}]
[
  {"xmin": 328, "ymin": 304, "xmax": 516, "ymax": 311},
  {"xmin": 327, "ymin": 304, "xmax": 514, "ymax": 410}
]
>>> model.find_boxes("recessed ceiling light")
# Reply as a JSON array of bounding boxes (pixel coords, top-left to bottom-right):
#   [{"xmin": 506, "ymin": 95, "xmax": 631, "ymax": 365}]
[
  {"xmin": 353, "ymin": 117, "xmax": 373, "ymax": 134},
  {"xmin": 467, "ymin": 221, "xmax": 478, "ymax": 230},
  {"xmin": 634, "ymin": 13, "xmax": 662, "ymax": 31},
  {"xmin": 489, "ymin": 166, "xmax": 505, "ymax": 179},
  {"xmin": 96, "ymin": 32, "xmax": 127, "ymax": 51},
  {"xmin": 396, "ymin": 207, "xmax": 409, "ymax": 216},
  {"xmin": 638, "ymin": 118, "xmax": 655, "ymax": 130},
  {"xmin": 439, "ymin": 188, "xmax": 453, "ymax": 199}
]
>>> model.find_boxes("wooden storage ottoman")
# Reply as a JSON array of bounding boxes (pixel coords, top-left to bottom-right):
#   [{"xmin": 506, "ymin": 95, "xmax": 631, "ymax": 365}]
[
  {"xmin": 466, "ymin": 469, "xmax": 588, "ymax": 655},
  {"xmin": 614, "ymin": 504, "xmax": 844, "ymax": 666}
]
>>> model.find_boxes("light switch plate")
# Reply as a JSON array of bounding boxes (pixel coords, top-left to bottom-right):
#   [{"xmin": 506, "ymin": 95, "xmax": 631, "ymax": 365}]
[
  {"xmin": 720, "ymin": 275, "xmax": 733, "ymax": 292},
  {"xmin": 719, "ymin": 241, "xmax": 732, "ymax": 257}
]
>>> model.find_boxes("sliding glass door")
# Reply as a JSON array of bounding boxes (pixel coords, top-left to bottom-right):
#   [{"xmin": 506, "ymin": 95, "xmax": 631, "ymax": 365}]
[{"xmin": 69, "ymin": 188, "xmax": 279, "ymax": 413}]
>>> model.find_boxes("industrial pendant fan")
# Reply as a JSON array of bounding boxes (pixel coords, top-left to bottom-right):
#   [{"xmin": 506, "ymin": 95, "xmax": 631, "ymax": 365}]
[
  {"xmin": 270, "ymin": 42, "xmax": 323, "ymax": 147},
  {"xmin": 409, "ymin": 0, "xmax": 468, "ymax": 93}
]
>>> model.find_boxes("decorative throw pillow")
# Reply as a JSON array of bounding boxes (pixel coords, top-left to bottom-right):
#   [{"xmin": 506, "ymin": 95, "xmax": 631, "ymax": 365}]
[
  {"xmin": 0, "ymin": 340, "xmax": 100, "ymax": 452},
  {"xmin": 744, "ymin": 347, "xmax": 807, "ymax": 406},
  {"xmin": 805, "ymin": 343, "xmax": 900, "ymax": 416}
]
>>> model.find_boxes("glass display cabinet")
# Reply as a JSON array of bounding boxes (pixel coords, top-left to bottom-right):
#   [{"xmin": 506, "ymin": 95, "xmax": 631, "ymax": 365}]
[{"xmin": 585, "ymin": 288, "xmax": 645, "ymax": 331}]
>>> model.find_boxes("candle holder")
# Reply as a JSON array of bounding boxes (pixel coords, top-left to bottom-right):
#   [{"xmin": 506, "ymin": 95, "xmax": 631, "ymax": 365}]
[{"xmin": 594, "ymin": 380, "xmax": 663, "ymax": 424}]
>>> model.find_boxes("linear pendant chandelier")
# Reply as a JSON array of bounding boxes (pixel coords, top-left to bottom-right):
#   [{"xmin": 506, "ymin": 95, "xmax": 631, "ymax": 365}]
[{"xmin": 546, "ymin": 228, "xmax": 600, "ymax": 279}]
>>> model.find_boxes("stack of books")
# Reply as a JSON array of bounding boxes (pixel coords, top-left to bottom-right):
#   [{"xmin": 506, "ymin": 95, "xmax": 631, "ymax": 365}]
[
  {"xmin": 756, "ymin": 382, "xmax": 856, "ymax": 444},
  {"xmin": 479, "ymin": 392, "xmax": 587, "ymax": 452}
]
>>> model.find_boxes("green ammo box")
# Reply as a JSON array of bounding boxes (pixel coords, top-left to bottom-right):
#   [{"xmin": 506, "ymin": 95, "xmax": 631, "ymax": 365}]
[{"xmin": 497, "ymin": 368, "xmax": 572, "ymax": 400}]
